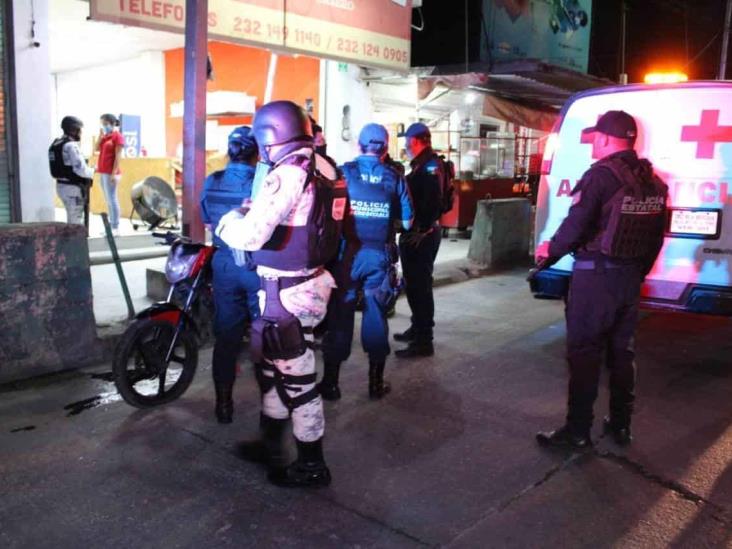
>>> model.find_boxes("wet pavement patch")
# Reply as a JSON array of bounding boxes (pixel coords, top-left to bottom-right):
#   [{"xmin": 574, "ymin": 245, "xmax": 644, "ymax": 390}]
[
  {"xmin": 63, "ymin": 390, "xmax": 122, "ymax": 416},
  {"xmin": 9, "ymin": 425, "xmax": 36, "ymax": 433}
]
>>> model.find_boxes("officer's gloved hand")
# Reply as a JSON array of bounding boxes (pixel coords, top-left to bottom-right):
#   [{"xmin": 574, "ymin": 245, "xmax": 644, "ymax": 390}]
[{"xmin": 215, "ymin": 208, "xmax": 248, "ymax": 249}]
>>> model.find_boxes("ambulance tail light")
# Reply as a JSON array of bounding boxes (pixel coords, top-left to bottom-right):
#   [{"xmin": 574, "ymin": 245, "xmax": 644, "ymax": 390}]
[{"xmin": 541, "ymin": 132, "xmax": 560, "ymax": 175}]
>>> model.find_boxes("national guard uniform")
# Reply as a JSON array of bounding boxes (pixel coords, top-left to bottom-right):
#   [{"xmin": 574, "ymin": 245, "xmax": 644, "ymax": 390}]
[
  {"xmin": 217, "ymin": 101, "xmax": 345, "ymax": 488},
  {"xmin": 49, "ymin": 116, "xmax": 94, "ymax": 227},
  {"xmin": 394, "ymin": 122, "xmax": 444, "ymax": 358},
  {"xmin": 319, "ymin": 124, "xmax": 414, "ymax": 401},
  {"xmin": 200, "ymin": 126, "xmax": 261, "ymax": 424},
  {"xmin": 535, "ymin": 111, "xmax": 668, "ymax": 449}
]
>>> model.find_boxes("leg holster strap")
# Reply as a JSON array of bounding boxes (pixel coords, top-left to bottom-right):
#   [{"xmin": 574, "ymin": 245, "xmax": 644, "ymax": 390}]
[
  {"xmin": 250, "ymin": 277, "xmax": 308, "ymax": 362},
  {"xmin": 258, "ymin": 362, "xmax": 320, "ymax": 411}
]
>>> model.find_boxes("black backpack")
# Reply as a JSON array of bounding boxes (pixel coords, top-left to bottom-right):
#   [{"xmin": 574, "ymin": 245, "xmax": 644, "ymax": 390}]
[
  {"xmin": 437, "ymin": 154, "xmax": 456, "ymax": 214},
  {"xmin": 305, "ymin": 163, "xmax": 349, "ymax": 268}
]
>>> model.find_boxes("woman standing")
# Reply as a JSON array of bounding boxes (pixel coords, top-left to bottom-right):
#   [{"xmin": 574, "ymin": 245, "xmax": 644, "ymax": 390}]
[{"xmin": 97, "ymin": 113, "xmax": 124, "ymax": 236}]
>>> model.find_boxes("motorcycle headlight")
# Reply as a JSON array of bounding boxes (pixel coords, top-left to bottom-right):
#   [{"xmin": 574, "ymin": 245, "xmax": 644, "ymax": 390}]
[{"xmin": 165, "ymin": 243, "xmax": 198, "ymax": 284}]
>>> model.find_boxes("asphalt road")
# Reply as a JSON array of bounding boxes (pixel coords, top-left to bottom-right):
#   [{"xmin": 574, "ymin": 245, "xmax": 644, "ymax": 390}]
[{"xmin": 2, "ymin": 271, "xmax": 732, "ymax": 548}]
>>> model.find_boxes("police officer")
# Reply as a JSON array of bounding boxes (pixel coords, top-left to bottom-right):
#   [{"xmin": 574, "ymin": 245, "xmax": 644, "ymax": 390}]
[
  {"xmin": 535, "ymin": 110, "xmax": 668, "ymax": 449},
  {"xmin": 199, "ymin": 126, "xmax": 261, "ymax": 424},
  {"xmin": 394, "ymin": 122, "xmax": 444, "ymax": 358},
  {"xmin": 49, "ymin": 116, "xmax": 94, "ymax": 226},
  {"xmin": 217, "ymin": 101, "xmax": 342, "ymax": 488},
  {"xmin": 319, "ymin": 123, "xmax": 414, "ymax": 401}
]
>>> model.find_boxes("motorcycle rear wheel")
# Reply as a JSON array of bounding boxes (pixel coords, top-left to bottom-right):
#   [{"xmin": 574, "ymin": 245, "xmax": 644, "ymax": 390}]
[{"xmin": 113, "ymin": 318, "xmax": 198, "ymax": 408}]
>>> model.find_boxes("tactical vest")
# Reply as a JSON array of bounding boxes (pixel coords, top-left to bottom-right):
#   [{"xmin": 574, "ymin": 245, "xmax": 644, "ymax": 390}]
[
  {"xmin": 342, "ymin": 159, "xmax": 398, "ymax": 249},
  {"xmin": 251, "ymin": 154, "xmax": 348, "ymax": 272},
  {"xmin": 48, "ymin": 136, "xmax": 85, "ymax": 186},
  {"xmin": 202, "ymin": 165, "xmax": 254, "ymax": 249},
  {"xmin": 585, "ymin": 155, "xmax": 668, "ymax": 260}
]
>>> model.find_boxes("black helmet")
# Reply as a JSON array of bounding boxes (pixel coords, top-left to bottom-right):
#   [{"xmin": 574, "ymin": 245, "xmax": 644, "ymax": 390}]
[
  {"xmin": 61, "ymin": 116, "xmax": 83, "ymax": 136},
  {"xmin": 253, "ymin": 101, "xmax": 312, "ymax": 163}
]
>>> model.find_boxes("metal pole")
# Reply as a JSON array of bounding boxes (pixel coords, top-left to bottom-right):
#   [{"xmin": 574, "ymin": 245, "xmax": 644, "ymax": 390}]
[
  {"xmin": 181, "ymin": 0, "xmax": 208, "ymax": 241},
  {"xmin": 464, "ymin": 0, "xmax": 469, "ymax": 73},
  {"xmin": 101, "ymin": 213, "xmax": 135, "ymax": 320},
  {"xmin": 619, "ymin": 1, "xmax": 628, "ymax": 84},
  {"xmin": 719, "ymin": 0, "xmax": 732, "ymax": 80}
]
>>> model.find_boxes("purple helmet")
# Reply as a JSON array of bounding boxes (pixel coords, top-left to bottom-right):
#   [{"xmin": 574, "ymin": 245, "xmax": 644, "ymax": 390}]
[{"xmin": 253, "ymin": 101, "xmax": 312, "ymax": 163}]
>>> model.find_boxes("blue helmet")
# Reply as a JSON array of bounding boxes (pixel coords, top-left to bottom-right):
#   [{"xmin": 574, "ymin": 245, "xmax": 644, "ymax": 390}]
[
  {"xmin": 358, "ymin": 123, "xmax": 389, "ymax": 154},
  {"xmin": 253, "ymin": 101, "xmax": 312, "ymax": 163},
  {"xmin": 227, "ymin": 126, "xmax": 257, "ymax": 162}
]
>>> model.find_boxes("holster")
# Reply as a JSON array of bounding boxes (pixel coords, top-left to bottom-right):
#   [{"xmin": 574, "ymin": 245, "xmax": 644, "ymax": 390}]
[
  {"xmin": 250, "ymin": 277, "xmax": 307, "ymax": 362},
  {"xmin": 367, "ymin": 263, "xmax": 401, "ymax": 311}
]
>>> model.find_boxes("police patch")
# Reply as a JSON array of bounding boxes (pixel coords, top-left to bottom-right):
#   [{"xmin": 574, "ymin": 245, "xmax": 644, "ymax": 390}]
[{"xmin": 332, "ymin": 197, "xmax": 346, "ymax": 221}]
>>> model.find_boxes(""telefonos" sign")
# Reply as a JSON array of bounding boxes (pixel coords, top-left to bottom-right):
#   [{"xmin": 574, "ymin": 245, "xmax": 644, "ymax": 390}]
[{"xmin": 90, "ymin": 0, "xmax": 413, "ymax": 71}]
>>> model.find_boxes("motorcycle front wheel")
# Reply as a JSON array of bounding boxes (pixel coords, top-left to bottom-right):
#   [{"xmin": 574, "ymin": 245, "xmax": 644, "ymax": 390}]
[{"xmin": 113, "ymin": 317, "xmax": 198, "ymax": 408}]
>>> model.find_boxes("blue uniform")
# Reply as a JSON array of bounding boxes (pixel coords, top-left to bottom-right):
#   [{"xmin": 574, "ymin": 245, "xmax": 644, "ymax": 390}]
[
  {"xmin": 323, "ymin": 155, "xmax": 413, "ymax": 363},
  {"xmin": 200, "ymin": 162, "xmax": 261, "ymax": 385},
  {"xmin": 399, "ymin": 147, "xmax": 444, "ymax": 343}
]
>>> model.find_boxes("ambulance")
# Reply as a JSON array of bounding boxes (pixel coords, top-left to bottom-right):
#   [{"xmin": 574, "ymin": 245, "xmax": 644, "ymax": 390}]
[{"xmin": 532, "ymin": 81, "xmax": 732, "ymax": 316}]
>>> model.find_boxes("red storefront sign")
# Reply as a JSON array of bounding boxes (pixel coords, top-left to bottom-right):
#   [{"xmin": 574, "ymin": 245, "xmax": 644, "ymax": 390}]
[{"xmin": 90, "ymin": 0, "xmax": 413, "ymax": 71}]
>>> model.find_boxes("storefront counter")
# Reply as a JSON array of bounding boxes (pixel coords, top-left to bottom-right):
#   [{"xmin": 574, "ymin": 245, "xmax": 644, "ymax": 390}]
[
  {"xmin": 88, "ymin": 157, "xmax": 176, "ymax": 218},
  {"xmin": 440, "ymin": 177, "xmax": 529, "ymax": 230}
]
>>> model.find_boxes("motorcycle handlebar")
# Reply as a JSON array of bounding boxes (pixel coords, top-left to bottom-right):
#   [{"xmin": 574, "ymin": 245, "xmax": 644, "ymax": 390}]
[{"xmin": 152, "ymin": 231, "xmax": 189, "ymax": 246}]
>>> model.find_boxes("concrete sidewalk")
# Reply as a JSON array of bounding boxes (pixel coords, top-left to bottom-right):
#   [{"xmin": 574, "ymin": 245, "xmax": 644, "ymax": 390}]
[
  {"xmin": 2, "ymin": 273, "xmax": 731, "ymax": 547},
  {"xmin": 90, "ymin": 237, "xmax": 479, "ymax": 328}
]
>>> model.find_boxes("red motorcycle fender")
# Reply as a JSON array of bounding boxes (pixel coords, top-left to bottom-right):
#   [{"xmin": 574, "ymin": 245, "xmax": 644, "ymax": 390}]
[{"xmin": 136, "ymin": 303, "xmax": 199, "ymax": 335}]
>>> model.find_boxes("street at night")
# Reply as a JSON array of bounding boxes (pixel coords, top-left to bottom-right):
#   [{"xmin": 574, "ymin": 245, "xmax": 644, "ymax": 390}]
[{"xmin": 2, "ymin": 273, "xmax": 732, "ymax": 547}]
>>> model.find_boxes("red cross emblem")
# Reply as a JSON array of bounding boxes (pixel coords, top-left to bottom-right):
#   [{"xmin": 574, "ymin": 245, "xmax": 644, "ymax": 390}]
[{"xmin": 681, "ymin": 110, "xmax": 732, "ymax": 159}]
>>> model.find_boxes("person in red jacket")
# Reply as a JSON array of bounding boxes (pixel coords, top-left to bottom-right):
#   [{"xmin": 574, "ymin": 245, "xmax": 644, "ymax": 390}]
[{"xmin": 96, "ymin": 113, "xmax": 125, "ymax": 236}]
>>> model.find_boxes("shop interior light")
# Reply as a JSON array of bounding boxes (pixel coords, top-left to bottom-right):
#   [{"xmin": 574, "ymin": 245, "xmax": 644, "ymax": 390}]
[{"xmin": 644, "ymin": 72, "xmax": 689, "ymax": 84}]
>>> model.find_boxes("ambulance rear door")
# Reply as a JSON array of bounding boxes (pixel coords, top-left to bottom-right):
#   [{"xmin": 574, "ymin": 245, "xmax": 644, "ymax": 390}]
[{"xmin": 533, "ymin": 81, "xmax": 732, "ymax": 315}]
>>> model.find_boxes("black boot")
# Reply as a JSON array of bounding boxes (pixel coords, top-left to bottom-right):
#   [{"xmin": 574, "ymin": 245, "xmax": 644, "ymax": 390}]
[
  {"xmin": 268, "ymin": 438, "xmax": 331, "ymax": 488},
  {"xmin": 214, "ymin": 381, "xmax": 234, "ymax": 424},
  {"xmin": 368, "ymin": 360, "xmax": 391, "ymax": 399},
  {"xmin": 237, "ymin": 414, "xmax": 288, "ymax": 468},
  {"xmin": 395, "ymin": 340, "xmax": 434, "ymax": 358},
  {"xmin": 317, "ymin": 361, "xmax": 342, "ymax": 401},
  {"xmin": 536, "ymin": 425, "xmax": 592, "ymax": 450},
  {"xmin": 393, "ymin": 326, "xmax": 415, "ymax": 343},
  {"xmin": 603, "ymin": 417, "xmax": 632, "ymax": 446}
]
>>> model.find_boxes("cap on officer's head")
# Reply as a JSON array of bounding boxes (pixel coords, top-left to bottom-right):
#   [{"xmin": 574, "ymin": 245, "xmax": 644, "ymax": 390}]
[
  {"xmin": 359, "ymin": 123, "xmax": 389, "ymax": 154},
  {"xmin": 398, "ymin": 122, "xmax": 431, "ymax": 140},
  {"xmin": 582, "ymin": 110, "xmax": 638, "ymax": 141},
  {"xmin": 227, "ymin": 125, "xmax": 257, "ymax": 162}
]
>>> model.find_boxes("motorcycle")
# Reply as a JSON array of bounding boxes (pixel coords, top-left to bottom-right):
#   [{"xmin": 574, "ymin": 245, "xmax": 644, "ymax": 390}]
[{"xmin": 113, "ymin": 232, "xmax": 215, "ymax": 408}]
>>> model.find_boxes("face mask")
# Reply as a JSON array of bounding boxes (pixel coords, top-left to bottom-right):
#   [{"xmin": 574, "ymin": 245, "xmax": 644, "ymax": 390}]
[
  {"xmin": 251, "ymin": 161, "xmax": 272, "ymax": 200},
  {"xmin": 102, "ymin": 125, "xmax": 113, "ymax": 134}
]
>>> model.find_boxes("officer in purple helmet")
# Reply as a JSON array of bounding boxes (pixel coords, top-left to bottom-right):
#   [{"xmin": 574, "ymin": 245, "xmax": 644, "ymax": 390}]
[{"xmin": 217, "ymin": 100, "xmax": 346, "ymax": 488}]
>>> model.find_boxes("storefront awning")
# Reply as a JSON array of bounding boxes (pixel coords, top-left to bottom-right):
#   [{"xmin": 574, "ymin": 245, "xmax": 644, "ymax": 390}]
[{"xmin": 417, "ymin": 60, "xmax": 614, "ymax": 131}]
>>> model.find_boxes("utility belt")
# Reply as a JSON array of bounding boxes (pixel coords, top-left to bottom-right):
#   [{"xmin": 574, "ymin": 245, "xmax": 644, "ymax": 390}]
[
  {"xmin": 249, "ymin": 271, "xmax": 321, "ymax": 365},
  {"xmin": 573, "ymin": 257, "xmax": 640, "ymax": 273},
  {"xmin": 57, "ymin": 178, "xmax": 91, "ymax": 190},
  {"xmin": 416, "ymin": 221, "xmax": 440, "ymax": 234}
]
